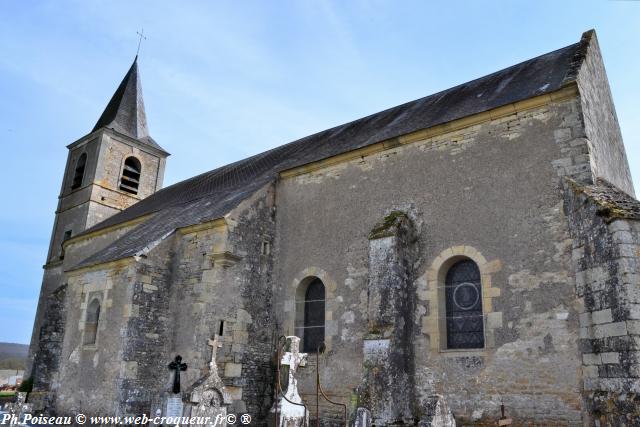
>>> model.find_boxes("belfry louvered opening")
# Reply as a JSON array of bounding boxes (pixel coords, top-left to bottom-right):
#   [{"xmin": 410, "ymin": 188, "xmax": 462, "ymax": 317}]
[
  {"xmin": 120, "ymin": 156, "xmax": 141, "ymax": 194},
  {"xmin": 71, "ymin": 153, "xmax": 87, "ymax": 190}
]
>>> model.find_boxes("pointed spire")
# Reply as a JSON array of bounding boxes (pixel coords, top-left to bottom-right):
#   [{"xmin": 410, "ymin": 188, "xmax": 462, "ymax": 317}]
[{"xmin": 93, "ymin": 56, "xmax": 152, "ymax": 143}]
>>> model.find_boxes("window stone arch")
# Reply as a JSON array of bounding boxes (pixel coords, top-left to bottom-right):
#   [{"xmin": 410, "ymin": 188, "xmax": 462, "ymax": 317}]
[
  {"xmin": 294, "ymin": 277, "xmax": 326, "ymax": 352},
  {"xmin": 120, "ymin": 156, "xmax": 142, "ymax": 194},
  {"xmin": 418, "ymin": 246, "xmax": 502, "ymax": 351},
  {"xmin": 286, "ymin": 267, "xmax": 337, "ymax": 351},
  {"xmin": 71, "ymin": 152, "xmax": 87, "ymax": 190}
]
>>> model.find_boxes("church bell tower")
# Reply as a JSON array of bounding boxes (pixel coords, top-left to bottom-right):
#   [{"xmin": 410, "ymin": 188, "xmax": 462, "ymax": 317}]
[
  {"xmin": 27, "ymin": 57, "xmax": 169, "ymax": 392},
  {"xmin": 46, "ymin": 56, "xmax": 169, "ymax": 262}
]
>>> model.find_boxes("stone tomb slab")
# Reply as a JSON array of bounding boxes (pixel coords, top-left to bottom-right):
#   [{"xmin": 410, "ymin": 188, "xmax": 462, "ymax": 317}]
[{"xmin": 165, "ymin": 396, "xmax": 184, "ymax": 419}]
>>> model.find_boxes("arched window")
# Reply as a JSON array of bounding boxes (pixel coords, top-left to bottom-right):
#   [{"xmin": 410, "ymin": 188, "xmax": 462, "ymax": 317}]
[
  {"xmin": 71, "ymin": 153, "xmax": 87, "ymax": 190},
  {"xmin": 298, "ymin": 278, "xmax": 325, "ymax": 352},
  {"xmin": 445, "ymin": 259, "xmax": 484, "ymax": 349},
  {"xmin": 84, "ymin": 299, "xmax": 101, "ymax": 345},
  {"xmin": 119, "ymin": 156, "xmax": 141, "ymax": 195}
]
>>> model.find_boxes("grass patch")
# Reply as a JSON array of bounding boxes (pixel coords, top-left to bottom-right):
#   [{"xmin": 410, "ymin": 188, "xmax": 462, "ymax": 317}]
[{"xmin": 0, "ymin": 391, "xmax": 15, "ymax": 397}]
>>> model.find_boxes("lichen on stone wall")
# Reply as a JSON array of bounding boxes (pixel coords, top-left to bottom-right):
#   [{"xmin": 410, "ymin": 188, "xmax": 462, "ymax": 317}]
[{"xmin": 367, "ymin": 211, "xmax": 409, "ymax": 240}]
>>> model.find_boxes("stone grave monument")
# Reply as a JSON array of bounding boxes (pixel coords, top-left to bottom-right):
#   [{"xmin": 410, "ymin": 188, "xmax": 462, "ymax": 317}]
[
  {"xmin": 185, "ymin": 335, "xmax": 231, "ymax": 426},
  {"xmin": 164, "ymin": 355, "xmax": 188, "ymax": 420},
  {"xmin": 2, "ymin": 392, "xmax": 34, "ymax": 423},
  {"xmin": 418, "ymin": 395, "xmax": 456, "ymax": 427}
]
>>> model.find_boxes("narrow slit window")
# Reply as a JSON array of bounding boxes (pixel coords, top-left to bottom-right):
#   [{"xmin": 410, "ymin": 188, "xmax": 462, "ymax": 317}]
[
  {"xmin": 71, "ymin": 153, "xmax": 87, "ymax": 190},
  {"xmin": 84, "ymin": 299, "xmax": 101, "ymax": 345},
  {"xmin": 119, "ymin": 157, "xmax": 141, "ymax": 195},
  {"xmin": 60, "ymin": 230, "xmax": 72, "ymax": 260}
]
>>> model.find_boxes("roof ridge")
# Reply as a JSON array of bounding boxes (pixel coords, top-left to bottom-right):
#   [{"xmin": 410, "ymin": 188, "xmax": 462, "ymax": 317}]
[{"xmin": 261, "ymin": 39, "xmax": 584, "ymax": 153}]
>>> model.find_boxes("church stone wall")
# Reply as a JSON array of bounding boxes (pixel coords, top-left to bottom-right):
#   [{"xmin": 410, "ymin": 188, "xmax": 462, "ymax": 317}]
[
  {"xmin": 33, "ymin": 184, "xmax": 277, "ymax": 419},
  {"xmin": 63, "ymin": 221, "xmax": 147, "ymax": 269},
  {"xmin": 29, "ymin": 270, "xmax": 67, "ymax": 411},
  {"xmin": 565, "ymin": 187, "xmax": 640, "ymax": 425},
  {"xmin": 272, "ymin": 97, "xmax": 587, "ymax": 425},
  {"xmin": 59, "ymin": 138, "xmax": 101, "ymax": 200},
  {"xmin": 50, "ymin": 236, "xmax": 174, "ymax": 417},
  {"xmin": 117, "ymin": 237, "xmax": 175, "ymax": 416},
  {"xmin": 127, "ymin": 183, "xmax": 277, "ymax": 420},
  {"xmin": 26, "ymin": 265, "xmax": 63, "ymax": 387},
  {"xmin": 53, "ymin": 261, "xmax": 139, "ymax": 415},
  {"xmin": 575, "ymin": 32, "xmax": 635, "ymax": 197},
  {"xmin": 167, "ymin": 184, "xmax": 276, "ymax": 419},
  {"xmin": 47, "ymin": 203, "xmax": 92, "ymax": 263},
  {"xmin": 28, "ymin": 220, "xmax": 142, "ymax": 390},
  {"xmin": 84, "ymin": 202, "xmax": 122, "ymax": 231},
  {"xmin": 30, "ymin": 126, "xmax": 168, "ymax": 393},
  {"xmin": 47, "ymin": 129, "xmax": 165, "ymax": 263}
]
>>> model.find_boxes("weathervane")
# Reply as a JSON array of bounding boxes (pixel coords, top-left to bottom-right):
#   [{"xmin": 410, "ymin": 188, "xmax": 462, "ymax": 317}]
[{"xmin": 136, "ymin": 28, "xmax": 146, "ymax": 56}]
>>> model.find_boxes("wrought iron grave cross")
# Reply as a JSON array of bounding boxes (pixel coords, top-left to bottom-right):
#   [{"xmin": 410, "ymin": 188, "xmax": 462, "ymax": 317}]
[{"xmin": 168, "ymin": 355, "xmax": 187, "ymax": 394}]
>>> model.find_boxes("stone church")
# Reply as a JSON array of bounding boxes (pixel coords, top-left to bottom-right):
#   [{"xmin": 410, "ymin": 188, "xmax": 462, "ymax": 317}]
[{"xmin": 27, "ymin": 30, "xmax": 640, "ymax": 425}]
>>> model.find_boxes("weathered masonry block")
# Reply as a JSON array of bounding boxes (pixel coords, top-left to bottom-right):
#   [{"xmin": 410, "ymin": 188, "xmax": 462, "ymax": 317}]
[
  {"xmin": 357, "ymin": 212, "xmax": 417, "ymax": 425},
  {"xmin": 566, "ymin": 179, "xmax": 640, "ymax": 425}
]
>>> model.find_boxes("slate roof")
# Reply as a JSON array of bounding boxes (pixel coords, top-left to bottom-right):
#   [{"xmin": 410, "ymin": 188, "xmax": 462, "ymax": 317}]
[
  {"xmin": 92, "ymin": 56, "xmax": 168, "ymax": 153},
  {"xmin": 73, "ymin": 31, "xmax": 597, "ymax": 270}
]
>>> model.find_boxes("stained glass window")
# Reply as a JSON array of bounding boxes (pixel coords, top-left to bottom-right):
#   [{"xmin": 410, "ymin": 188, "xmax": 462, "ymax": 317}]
[{"xmin": 445, "ymin": 259, "xmax": 484, "ymax": 349}]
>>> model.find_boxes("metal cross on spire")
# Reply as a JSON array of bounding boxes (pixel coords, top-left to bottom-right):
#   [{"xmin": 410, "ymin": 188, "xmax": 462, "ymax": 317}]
[{"xmin": 136, "ymin": 28, "xmax": 146, "ymax": 56}]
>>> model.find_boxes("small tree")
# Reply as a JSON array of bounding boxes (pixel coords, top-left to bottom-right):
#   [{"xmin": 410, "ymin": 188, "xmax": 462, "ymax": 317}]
[{"xmin": 17, "ymin": 376, "xmax": 32, "ymax": 393}]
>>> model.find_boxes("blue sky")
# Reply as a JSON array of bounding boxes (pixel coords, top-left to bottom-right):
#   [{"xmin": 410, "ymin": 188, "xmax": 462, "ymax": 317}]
[{"xmin": 1, "ymin": 1, "xmax": 639, "ymax": 344}]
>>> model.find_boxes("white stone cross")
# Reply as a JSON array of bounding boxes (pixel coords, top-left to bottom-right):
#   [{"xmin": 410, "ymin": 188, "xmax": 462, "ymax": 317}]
[
  {"xmin": 280, "ymin": 335, "xmax": 307, "ymax": 403},
  {"xmin": 208, "ymin": 335, "xmax": 222, "ymax": 374}
]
